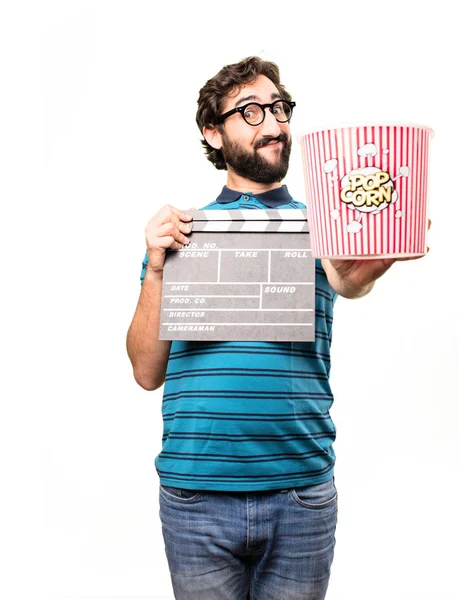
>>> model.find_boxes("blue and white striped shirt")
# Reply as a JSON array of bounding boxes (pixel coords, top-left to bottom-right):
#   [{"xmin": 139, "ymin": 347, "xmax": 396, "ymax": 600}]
[{"xmin": 140, "ymin": 187, "xmax": 338, "ymax": 491}]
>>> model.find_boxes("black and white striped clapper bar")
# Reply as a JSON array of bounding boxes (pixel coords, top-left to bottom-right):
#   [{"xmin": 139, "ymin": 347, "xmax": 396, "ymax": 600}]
[{"xmin": 160, "ymin": 209, "xmax": 315, "ymax": 342}]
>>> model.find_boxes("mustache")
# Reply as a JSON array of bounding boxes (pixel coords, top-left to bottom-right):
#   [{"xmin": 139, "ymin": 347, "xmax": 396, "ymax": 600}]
[{"xmin": 254, "ymin": 133, "xmax": 289, "ymax": 150}]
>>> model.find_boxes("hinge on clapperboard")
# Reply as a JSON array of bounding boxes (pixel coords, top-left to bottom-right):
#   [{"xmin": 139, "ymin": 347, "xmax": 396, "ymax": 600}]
[{"xmin": 188, "ymin": 209, "xmax": 309, "ymax": 233}]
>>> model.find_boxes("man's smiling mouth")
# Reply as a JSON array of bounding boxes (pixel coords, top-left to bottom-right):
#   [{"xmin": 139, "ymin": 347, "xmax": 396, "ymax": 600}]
[{"xmin": 258, "ymin": 140, "xmax": 283, "ymax": 149}]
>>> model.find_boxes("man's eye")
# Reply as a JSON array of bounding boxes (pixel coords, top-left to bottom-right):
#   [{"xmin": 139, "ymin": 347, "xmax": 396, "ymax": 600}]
[{"xmin": 244, "ymin": 109, "xmax": 255, "ymax": 118}]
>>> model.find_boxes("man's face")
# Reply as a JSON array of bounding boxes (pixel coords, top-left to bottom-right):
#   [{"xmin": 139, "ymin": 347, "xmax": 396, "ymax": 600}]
[{"xmin": 218, "ymin": 75, "xmax": 292, "ymax": 184}]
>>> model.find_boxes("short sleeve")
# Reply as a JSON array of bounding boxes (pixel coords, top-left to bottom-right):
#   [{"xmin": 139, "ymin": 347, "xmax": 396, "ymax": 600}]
[{"xmin": 140, "ymin": 251, "xmax": 149, "ymax": 285}]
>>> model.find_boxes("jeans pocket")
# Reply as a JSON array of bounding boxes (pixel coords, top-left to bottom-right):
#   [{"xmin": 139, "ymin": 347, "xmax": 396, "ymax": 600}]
[
  {"xmin": 290, "ymin": 478, "xmax": 338, "ymax": 509},
  {"xmin": 160, "ymin": 485, "xmax": 202, "ymax": 503}
]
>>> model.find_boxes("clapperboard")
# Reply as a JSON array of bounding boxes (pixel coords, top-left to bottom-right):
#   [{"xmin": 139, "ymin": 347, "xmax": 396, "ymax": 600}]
[{"xmin": 159, "ymin": 209, "xmax": 315, "ymax": 342}]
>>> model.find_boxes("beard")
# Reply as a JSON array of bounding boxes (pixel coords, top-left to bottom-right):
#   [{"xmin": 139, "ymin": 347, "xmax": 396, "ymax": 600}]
[{"xmin": 220, "ymin": 131, "xmax": 292, "ymax": 184}]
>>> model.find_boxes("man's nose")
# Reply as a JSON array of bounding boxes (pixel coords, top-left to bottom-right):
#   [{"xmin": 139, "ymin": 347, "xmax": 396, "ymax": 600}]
[{"xmin": 260, "ymin": 108, "xmax": 282, "ymax": 137}]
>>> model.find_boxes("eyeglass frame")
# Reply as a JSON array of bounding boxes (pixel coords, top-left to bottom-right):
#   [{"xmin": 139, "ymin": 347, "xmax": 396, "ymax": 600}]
[{"xmin": 216, "ymin": 99, "xmax": 296, "ymax": 126}]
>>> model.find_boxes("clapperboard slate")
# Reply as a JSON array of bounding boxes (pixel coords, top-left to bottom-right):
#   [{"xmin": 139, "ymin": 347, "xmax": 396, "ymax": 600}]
[{"xmin": 159, "ymin": 209, "xmax": 315, "ymax": 342}]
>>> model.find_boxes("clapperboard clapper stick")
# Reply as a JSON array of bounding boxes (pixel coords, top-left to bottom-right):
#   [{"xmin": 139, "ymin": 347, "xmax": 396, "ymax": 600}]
[{"xmin": 159, "ymin": 209, "xmax": 315, "ymax": 342}]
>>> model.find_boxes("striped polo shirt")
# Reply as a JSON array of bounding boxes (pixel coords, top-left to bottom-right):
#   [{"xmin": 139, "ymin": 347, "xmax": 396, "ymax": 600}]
[{"xmin": 140, "ymin": 186, "xmax": 338, "ymax": 491}]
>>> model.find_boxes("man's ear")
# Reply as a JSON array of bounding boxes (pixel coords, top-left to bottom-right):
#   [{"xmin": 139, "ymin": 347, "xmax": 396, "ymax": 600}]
[{"xmin": 203, "ymin": 125, "xmax": 223, "ymax": 150}]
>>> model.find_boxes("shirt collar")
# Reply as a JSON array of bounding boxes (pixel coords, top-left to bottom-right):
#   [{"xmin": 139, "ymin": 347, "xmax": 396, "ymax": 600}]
[{"xmin": 215, "ymin": 185, "xmax": 293, "ymax": 208}]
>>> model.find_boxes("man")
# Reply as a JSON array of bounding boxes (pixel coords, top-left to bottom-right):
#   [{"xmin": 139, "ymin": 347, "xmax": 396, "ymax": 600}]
[{"xmin": 126, "ymin": 57, "xmax": 425, "ymax": 600}]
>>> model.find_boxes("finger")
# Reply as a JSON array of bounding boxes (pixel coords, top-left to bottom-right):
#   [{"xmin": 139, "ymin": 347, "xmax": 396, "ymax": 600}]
[
  {"xmin": 150, "ymin": 235, "xmax": 183, "ymax": 251},
  {"xmin": 393, "ymin": 248, "xmax": 430, "ymax": 262},
  {"xmin": 163, "ymin": 210, "xmax": 193, "ymax": 234},
  {"xmin": 148, "ymin": 237, "xmax": 187, "ymax": 255},
  {"xmin": 165, "ymin": 205, "xmax": 194, "ymax": 222},
  {"xmin": 178, "ymin": 221, "xmax": 193, "ymax": 236},
  {"xmin": 167, "ymin": 238, "xmax": 186, "ymax": 251},
  {"xmin": 157, "ymin": 204, "xmax": 181, "ymax": 224},
  {"xmin": 149, "ymin": 205, "xmax": 193, "ymax": 229},
  {"xmin": 146, "ymin": 225, "xmax": 190, "ymax": 252},
  {"xmin": 156, "ymin": 222, "xmax": 191, "ymax": 246},
  {"xmin": 147, "ymin": 217, "xmax": 190, "ymax": 242}
]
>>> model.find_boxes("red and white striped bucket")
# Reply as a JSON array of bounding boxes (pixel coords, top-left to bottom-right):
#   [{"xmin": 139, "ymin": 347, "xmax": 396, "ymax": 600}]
[{"xmin": 299, "ymin": 124, "xmax": 434, "ymax": 259}]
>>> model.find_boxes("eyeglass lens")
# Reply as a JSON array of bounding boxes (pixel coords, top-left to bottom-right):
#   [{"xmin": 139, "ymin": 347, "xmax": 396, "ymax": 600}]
[{"xmin": 243, "ymin": 101, "xmax": 292, "ymax": 125}]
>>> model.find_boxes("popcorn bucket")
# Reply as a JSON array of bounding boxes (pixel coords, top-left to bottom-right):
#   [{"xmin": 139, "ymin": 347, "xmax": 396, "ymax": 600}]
[{"xmin": 299, "ymin": 123, "xmax": 434, "ymax": 259}]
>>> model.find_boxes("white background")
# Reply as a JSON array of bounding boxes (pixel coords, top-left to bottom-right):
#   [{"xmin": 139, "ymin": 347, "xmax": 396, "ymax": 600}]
[{"xmin": 1, "ymin": 1, "xmax": 470, "ymax": 599}]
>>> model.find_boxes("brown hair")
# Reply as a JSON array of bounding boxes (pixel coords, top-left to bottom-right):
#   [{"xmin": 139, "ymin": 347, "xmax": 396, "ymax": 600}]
[{"xmin": 196, "ymin": 56, "xmax": 292, "ymax": 170}]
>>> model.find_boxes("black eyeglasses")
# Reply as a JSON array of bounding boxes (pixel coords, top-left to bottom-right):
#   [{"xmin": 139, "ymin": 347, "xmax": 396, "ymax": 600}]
[{"xmin": 216, "ymin": 99, "xmax": 296, "ymax": 127}]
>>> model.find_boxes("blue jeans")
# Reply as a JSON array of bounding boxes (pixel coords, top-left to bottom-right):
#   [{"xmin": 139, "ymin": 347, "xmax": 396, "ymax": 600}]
[{"xmin": 159, "ymin": 478, "xmax": 337, "ymax": 599}]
